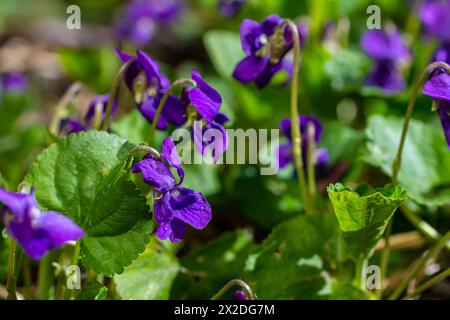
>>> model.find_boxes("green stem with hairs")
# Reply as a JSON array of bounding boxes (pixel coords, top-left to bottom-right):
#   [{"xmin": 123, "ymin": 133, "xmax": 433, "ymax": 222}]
[
  {"xmin": 101, "ymin": 59, "xmax": 135, "ymax": 131},
  {"xmin": 404, "ymin": 267, "xmax": 450, "ymax": 299},
  {"xmin": 389, "ymin": 230, "xmax": 450, "ymax": 300},
  {"xmin": 49, "ymin": 82, "xmax": 82, "ymax": 137},
  {"xmin": 306, "ymin": 123, "xmax": 317, "ymax": 205},
  {"xmin": 282, "ymin": 19, "xmax": 312, "ymax": 214},
  {"xmin": 148, "ymin": 78, "xmax": 197, "ymax": 145},
  {"xmin": 401, "ymin": 205, "xmax": 450, "ymax": 251},
  {"xmin": 125, "ymin": 144, "xmax": 161, "ymax": 169},
  {"xmin": 210, "ymin": 279, "xmax": 256, "ymax": 300},
  {"xmin": 6, "ymin": 239, "xmax": 17, "ymax": 300}
]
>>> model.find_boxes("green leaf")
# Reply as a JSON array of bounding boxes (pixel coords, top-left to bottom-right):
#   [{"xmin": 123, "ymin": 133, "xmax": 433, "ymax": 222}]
[
  {"xmin": 171, "ymin": 230, "xmax": 254, "ymax": 299},
  {"xmin": 327, "ymin": 183, "xmax": 407, "ymax": 261},
  {"xmin": 112, "ymin": 110, "xmax": 151, "ymax": 145},
  {"xmin": 244, "ymin": 214, "xmax": 346, "ymax": 299},
  {"xmin": 26, "ymin": 131, "xmax": 152, "ymax": 275},
  {"xmin": 203, "ymin": 30, "xmax": 244, "ymax": 80},
  {"xmin": 114, "ymin": 246, "xmax": 180, "ymax": 300},
  {"xmin": 364, "ymin": 115, "xmax": 450, "ymax": 206},
  {"xmin": 76, "ymin": 281, "xmax": 108, "ymax": 300}
]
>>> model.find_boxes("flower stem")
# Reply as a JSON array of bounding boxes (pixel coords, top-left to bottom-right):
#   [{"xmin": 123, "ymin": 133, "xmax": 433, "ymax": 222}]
[
  {"xmin": 6, "ymin": 239, "xmax": 17, "ymax": 300},
  {"xmin": 404, "ymin": 267, "xmax": 450, "ymax": 299},
  {"xmin": 306, "ymin": 123, "xmax": 317, "ymax": 203},
  {"xmin": 125, "ymin": 144, "xmax": 161, "ymax": 169},
  {"xmin": 392, "ymin": 61, "xmax": 450, "ymax": 184},
  {"xmin": 101, "ymin": 59, "xmax": 135, "ymax": 131},
  {"xmin": 401, "ymin": 205, "xmax": 450, "ymax": 251},
  {"xmin": 282, "ymin": 19, "xmax": 312, "ymax": 215},
  {"xmin": 38, "ymin": 251, "xmax": 57, "ymax": 300},
  {"xmin": 147, "ymin": 78, "xmax": 197, "ymax": 145},
  {"xmin": 210, "ymin": 279, "xmax": 256, "ymax": 300},
  {"xmin": 389, "ymin": 230, "xmax": 450, "ymax": 300},
  {"xmin": 69, "ymin": 241, "xmax": 81, "ymax": 300},
  {"xmin": 49, "ymin": 82, "xmax": 82, "ymax": 137}
]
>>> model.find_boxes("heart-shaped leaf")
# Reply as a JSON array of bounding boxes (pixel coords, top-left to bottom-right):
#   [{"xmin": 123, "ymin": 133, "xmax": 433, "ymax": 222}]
[{"xmin": 26, "ymin": 131, "xmax": 152, "ymax": 275}]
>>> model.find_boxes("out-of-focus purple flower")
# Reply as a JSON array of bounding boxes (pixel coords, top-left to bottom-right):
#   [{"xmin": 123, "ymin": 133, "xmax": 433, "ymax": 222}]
[
  {"xmin": 218, "ymin": 0, "xmax": 245, "ymax": 18},
  {"xmin": 233, "ymin": 15, "xmax": 307, "ymax": 89},
  {"xmin": 58, "ymin": 94, "xmax": 118, "ymax": 136},
  {"xmin": 116, "ymin": 49, "xmax": 187, "ymax": 129},
  {"xmin": 132, "ymin": 137, "xmax": 212, "ymax": 242},
  {"xmin": 0, "ymin": 188, "xmax": 84, "ymax": 260},
  {"xmin": 361, "ymin": 29, "xmax": 410, "ymax": 94},
  {"xmin": 277, "ymin": 116, "xmax": 328, "ymax": 170},
  {"xmin": 1, "ymin": 72, "xmax": 28, "ymax": 93},
  {"xmin": 233, "ymin": 290, "xmax": 247, "ymax": 300},
  {"xmin": 116, "ymin": 0, "xmax": 181, "ymax": 46},
  {"xmin": 419, "ymin": 0, "xmax": 450, "ymax": 42}
]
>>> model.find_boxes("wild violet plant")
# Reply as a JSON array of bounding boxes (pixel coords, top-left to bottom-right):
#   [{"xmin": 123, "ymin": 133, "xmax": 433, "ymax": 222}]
[{"xmin": 1, "ymin": 2, "xmax": 450, "ymax": 302}]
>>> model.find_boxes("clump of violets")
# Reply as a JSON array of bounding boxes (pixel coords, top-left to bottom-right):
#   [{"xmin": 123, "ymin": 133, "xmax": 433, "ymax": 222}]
[
  {"xmin": 116, "ymin": 49, "xmax": 230, "ymax": 161},
  {"xmin": 233, "ymin": 14, "xmax": 307, "ymax": 88},
  {"xmin": 59, "ymin": 94, "xmax": 118, "ymax": 136},
  {"xmin": 218, "ymin": 0, "xmax": 245, "ymax": 18},
  {"xmin": 115, "ymin": 0, "xmax": 181, "ymax": 47},
  {"xmin": 1, "ymin": 72, "xmax": 28, "ymax": 93},
  {"xmin": 277, "ymin": 115, "xmax": 328, "ymax": 170},
  {"xmin": 0, "ymin": 188, "xmax": 84, "ymax": 260},
  {"xmin": 361, "ymin": 28, "xmax": 410, "ymax": 94},
  {"xmin": 132, "ymin": 137, "xmax": 212, "ymax": 242}
]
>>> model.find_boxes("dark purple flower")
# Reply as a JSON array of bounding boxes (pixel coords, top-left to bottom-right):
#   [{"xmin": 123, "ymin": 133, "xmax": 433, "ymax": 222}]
[
  {"xmin": 277, "ymin": 116, "xmax": 329, "ymax": 170},
  {"xmin": 361, "ymin": 29, "xmax": 410, "ymax": 94},
  {"xmin": 0, "ymin": 188, "xmax": 84, "ymax": 260},
  {"xmin": 233, "ymin": 290, "xmax": 248, "ymax": 300},
  {"xmin": 116, "ymin": 49, "xmax": 187, "ymax": 129},
  {"xmin": 58, "ymin": 94, "xmax": 118, "ymax": 136},
  {"xmin": 423, "ymin": 70, "xmax": 450, "ymax": 148},
  {"xmin": 218, "ymin": 0, "xmax": 245, "ymax": 18},
  {"xmin": 132, "ymin": 137, "xmax": 212, "ymax": 242},
  {"xmin": 419, "ymin": 0, "xmax": 450, "ymax": 42},
  {"xmin": 233, "ymin": 15, "xmax": 306, "ymax": 88},
  {"xmin": 1, "ymin": 72, "xmax": 28, "ymax": 93},
  {"xmin": 193, "ymin": 112, "xmax": 230, "ymax": 162},
  {"xmin": 116, "ymin": 0, "xmax": 181, "ymax": 46}
]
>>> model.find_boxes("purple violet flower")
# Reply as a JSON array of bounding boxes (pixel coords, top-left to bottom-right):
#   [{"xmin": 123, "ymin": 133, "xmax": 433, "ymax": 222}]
[
  {"xmin": 1, "ymin": 72, "xmax": 28, "ymax": 93},
  {"xmin": 0, "ymin": 188, "xmax": 84, "ymax": 260},
  {"xmin": 419, "ymin": 0, "xmax": 450, "ymax": 42},
  {"xmin": 233, "ymin": 15, "xmax": 307, "ymax": 88},
  {"xmin": 58, "ymin": 94, "xmax": 118, "ymax": 136},
  {"xmin": 182, "ymin": 69, "xmax": 230, "ymax": 161},
  {"xmin": 116, "ymin": 0, "xmax": 181, "ymax": 46},
  {"xmin": 116, "ymin": 49, "xmax": 187, "ymax": 129},
  {"xmin": 132, "ymin": 137, "xmax": 212, "ymax": 242},
  {"xmin": 361, "ymin": 29, "xmax": 410, "ymax": 94},
  {"xmin": 422, "ymin": 49, "xmax": 450, "ymax": 148},
  {"xmin": 218, "ymin": 0, "xmax": 245, "ymax": 18},
  {"xmin": 277, "ymin": 115, "xmax": 329, "ymax": 170}
]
